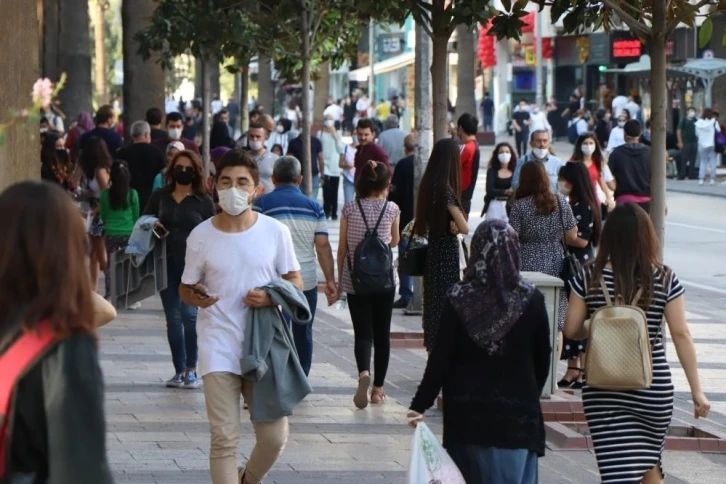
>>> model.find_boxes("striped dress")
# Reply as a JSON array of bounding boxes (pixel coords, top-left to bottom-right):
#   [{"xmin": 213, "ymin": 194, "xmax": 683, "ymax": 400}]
[{"xmin": 571, "ymin": 266, "xmax": 684, "ymax": 483}]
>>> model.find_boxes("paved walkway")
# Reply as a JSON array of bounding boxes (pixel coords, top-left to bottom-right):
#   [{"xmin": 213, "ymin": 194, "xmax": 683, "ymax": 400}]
[{"xmin": 101, "ymin": 159, "xmax": 726, "ymax": 483}]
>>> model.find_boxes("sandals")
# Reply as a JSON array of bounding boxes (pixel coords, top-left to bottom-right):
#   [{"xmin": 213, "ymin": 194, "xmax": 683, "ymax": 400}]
[
  {"xmin": 370, "ymin": 387, "xmax": 386, "ymax": 404},
  {"xmin": 354, "ymin": 372, "xmax": 371, "ymax": 409},
  {"xmin": 557, "ymin": 367, "xmax": 584, "ymax": 389}
]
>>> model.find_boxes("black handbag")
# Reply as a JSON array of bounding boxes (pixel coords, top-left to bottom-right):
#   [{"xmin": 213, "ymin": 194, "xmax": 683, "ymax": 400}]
[
  {"xmin": 556, "ymin": 196, "xmax": 582, "ymax": 293},
  {"xmin": 399, "ymin": 219, "xmax": 428, "ymax": 277}
]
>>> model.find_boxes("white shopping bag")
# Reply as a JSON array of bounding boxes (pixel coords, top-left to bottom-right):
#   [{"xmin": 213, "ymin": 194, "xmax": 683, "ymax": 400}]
[{"xmin": 407, "ymin": 422, "xmax": 465, "ymax": 484}]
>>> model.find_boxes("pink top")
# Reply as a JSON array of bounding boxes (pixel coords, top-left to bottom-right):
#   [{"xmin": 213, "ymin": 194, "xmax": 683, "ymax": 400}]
[{"xmin": 340, "ymin": 199, "xmax": 400, "ymax": 294}]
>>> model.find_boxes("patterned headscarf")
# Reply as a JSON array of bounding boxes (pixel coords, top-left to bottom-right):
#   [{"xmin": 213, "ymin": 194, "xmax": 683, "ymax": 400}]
[{"xmin": 447, "ymin": 220, "xmax": 536, "ymax": 355}]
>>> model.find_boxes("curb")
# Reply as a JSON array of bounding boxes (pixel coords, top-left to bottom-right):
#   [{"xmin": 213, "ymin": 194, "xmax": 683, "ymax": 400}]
[{"xmin": 667, "ymin": 186, "xmax": 726, "ymax": 199}]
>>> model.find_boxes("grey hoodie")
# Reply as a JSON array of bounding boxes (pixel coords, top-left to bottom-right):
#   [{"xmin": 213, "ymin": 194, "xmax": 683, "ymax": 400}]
[{"xmin": 240, "ymin": 278, "xmax": 312, "ymax": 422}]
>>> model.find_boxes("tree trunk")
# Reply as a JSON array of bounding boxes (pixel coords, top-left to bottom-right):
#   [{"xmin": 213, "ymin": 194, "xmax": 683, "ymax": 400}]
[
  {"xmin": 300, "ymin": 9, "xmax": 313, "ymax": 196},
  {"xmin": 313, "ymin": 61, "xmax": 330, "ymax": 124},
  {"xmin": 455, "ymin": 24, "xmax": 476, "ymax": 119},
  {"xmin": 0, "ymin": 0, "xmax": 41, "ymax": 190},
  {"xmin": 195, "ymin": 57, "xmax": 203, "ymax": 98},
  {"xmin": 649, "ymin": 9, "xmax": 668, "ymax": 253},
  {"xmin": 42, "ymin": 0, "xmax": 60, "ymax": 80},
  {"xmin": 93, "ymin": 0, "xmax": 107, "ymax": 105},
  {"xmin": 431, "ymin": 32, "xmax": 450, "ymax": 141},
  {"xmin": 122, "ymin": 0, "xmax": 165, "ymax": 136},
  {"xmin": 209, "ymin": 61, "xmax": 221, "ymax": 101},
  {"xmin": 58, "ymin": 0, "xmax": 92, "ymax": 120},
  {"xmin": 258, "ymin": 54, "xmax": 274, "ymax": 114},
  {"xmin": 240, "ymin": 65, "xmax": 250, "ymax": 133},
  {"xmin": 201, "ymin": 58, "xmax": 212, "ymax": 176}
]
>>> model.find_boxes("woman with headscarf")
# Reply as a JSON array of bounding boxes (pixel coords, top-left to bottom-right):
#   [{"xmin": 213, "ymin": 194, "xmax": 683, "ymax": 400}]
[
  {"xmin": 65, "ymin": 111, "xmax": 94, "ymax": 162},
  {"xmin": 408, "ymin": 220, "xmax": 551, "ymax": 484}
]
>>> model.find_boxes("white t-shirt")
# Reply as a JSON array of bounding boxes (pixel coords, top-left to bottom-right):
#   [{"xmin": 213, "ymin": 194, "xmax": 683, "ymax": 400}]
[
  {"xmin": 624, "ymin": 101, "xmax": 640, "ymax": 119},
  {"xmin": 529, "ymin": 111, "xmax": 550, "ymax": 133},
  {"xmin": 611, "ymin": 96, "xmax": 628, "ymax": 118},
  {"xmin": 181, "ymin": 215, "xmax": 301, "ymax": 377},
  {"xmin": 323, "ymin": 103, "xmax": 344, "ymax": 121},
  {"xmin": 606, "ymin": 126, "xmax": 625, "ymax": 153}
]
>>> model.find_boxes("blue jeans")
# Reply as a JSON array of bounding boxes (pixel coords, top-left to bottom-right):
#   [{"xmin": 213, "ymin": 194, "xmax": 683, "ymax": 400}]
[
  {"xmin": 397, "ymin": 237, "xmax": 413, "ymax": 303},
  {"xmin": 160, "ymin": 256, "xmax": 198, "ymax": 374},
  {"xmin": 446, "ymin": 444, "xmax": 538, "ymax": 484},
  {"xmin": 311, "ymin": 174, "xmax": 320, "ymax": 201},
  {"xmin": 483, "ymin": 114, "xmax": 494, "ymax": 132},
  {"xmin": 285, "ymin": 288, "xmax": 318, "ymax": 376},
  {"xmin": 343, "ymin": 177, "xmax": 355, "ymax": 204}
]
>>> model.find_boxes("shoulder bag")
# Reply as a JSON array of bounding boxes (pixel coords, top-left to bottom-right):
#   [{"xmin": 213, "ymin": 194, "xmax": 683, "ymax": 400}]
[{"xmin": 399, "ymin": 219, "xmax": 428, "ymax": 277}]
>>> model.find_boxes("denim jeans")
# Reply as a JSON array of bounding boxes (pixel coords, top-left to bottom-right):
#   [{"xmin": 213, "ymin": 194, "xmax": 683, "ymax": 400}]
[
  {"xmin": 446, "ymin": 444, "xmax": 538, "ymax": 484},
  {"xmin": 284, "ymin": 288, "xmax": 318, "ymax": 376},
  {"xmin": 483, "ymin": 114, "xmax": 494, "ymax": 132},
  {"xmin": 397, "ymin": 237, "xmax": 413, "ymax": 303},
  {"xmin": 311, "ymin": 174, "xmax": 320, "ymax": 202},
  {"xmin": 343, "ymin": 177, "xmax": 355, "ymax": 204},
  {"xmin": 160, "ymin": 256, "xmax": 199, "ymax": 374}
]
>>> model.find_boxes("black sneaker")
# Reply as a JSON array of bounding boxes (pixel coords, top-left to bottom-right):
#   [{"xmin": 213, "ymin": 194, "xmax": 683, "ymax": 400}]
[{"xmin": 393, "ymin": 298, "xmax": 410, "ymax": 309}]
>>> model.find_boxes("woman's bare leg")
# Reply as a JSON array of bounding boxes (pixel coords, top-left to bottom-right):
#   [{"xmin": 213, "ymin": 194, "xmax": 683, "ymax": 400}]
[{"xmin": 641, "ymin": 464, "xmax": 663, "ymax": 484}]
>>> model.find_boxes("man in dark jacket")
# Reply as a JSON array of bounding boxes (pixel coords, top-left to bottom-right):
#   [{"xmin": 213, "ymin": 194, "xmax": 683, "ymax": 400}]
[
  {"xmin": 389, "ymin": 134, "xmax": 415, "ymax": 308},
  {"xmin": 608, "ymin": 120, "xmax": 652, "ymax": 213},
  {"xmin": 116, "ymin": 120, "xmax": 167, "ymax": 211}
]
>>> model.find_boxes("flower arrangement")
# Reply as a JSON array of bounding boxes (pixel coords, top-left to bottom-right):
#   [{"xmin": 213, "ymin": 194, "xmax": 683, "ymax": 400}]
[{"xmin": 0, "ymin": 73, "xmax": 66, "ymax": 147}]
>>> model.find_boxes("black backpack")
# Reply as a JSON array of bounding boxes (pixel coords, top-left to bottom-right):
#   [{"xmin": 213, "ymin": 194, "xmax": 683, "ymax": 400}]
[{"xmin": 347, "ymin": 200, "xmax": 394, "ymax": 294}]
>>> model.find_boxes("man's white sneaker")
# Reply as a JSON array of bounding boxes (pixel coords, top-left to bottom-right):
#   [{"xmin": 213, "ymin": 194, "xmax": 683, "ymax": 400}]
[
  {"xmin": 699, "ymin": 179, "xmax": 704, "ymax": 185},
  {"xmin": 710, "ymin": 179, "xmax": 716, "ymax": 185}
]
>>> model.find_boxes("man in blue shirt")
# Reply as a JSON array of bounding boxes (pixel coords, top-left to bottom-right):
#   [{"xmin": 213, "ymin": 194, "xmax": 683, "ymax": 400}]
[
  {"xmin": 511, "ymin": 129, "xmax": 564, "ymax": 194},
  {"xmin": 254, "ymin": 156, "xmax": 337, "ymax": 376},
  {"xmin": 481, "ymin": 91, "xmax": 494, "ymax": 132}
]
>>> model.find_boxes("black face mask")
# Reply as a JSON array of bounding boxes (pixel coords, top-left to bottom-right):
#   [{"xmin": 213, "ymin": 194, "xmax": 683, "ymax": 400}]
[{"xmin": 173, "ymin": 166, "xmax": 195, "ymax": 186}]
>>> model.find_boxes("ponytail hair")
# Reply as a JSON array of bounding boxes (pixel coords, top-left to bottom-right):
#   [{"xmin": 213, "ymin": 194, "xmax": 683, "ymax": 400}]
[{"xmin": 355, "ymin": 160, "xmax": 391, "ymax": 198}]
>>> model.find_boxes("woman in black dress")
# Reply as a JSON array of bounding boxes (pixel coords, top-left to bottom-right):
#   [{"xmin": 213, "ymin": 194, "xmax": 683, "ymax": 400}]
[
  {"xmin": 482, "ymin": 142, "xmax": 517, "ymax": 221},
  {"xmin": 415, "ymin": 138, "xmax": 469, "ymax": 352},
  {"xmin": 556, "ymin": 162, "xmax": 601, "ymax": 388}
]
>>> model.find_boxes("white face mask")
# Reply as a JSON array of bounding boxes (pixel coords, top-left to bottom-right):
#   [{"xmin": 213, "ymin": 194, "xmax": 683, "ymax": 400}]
[
  {"xmin": 276, "ymin": 125, "xmax": 284, "ymax": 133},
  {"xmin": 687, "ymin": 111, "xmax": 696, "ymax": 119},
  {"xmin": 324, "ymin": 120, "xmax": 335, "ymax": 128},
  {"xmin": 558, "ymin": 182, "xmax": 570, "ymax": 195},
  {"xmin": 532, "ymin": 147, "xmax": 549, "ymax": 159},
  {"xmin": 217, "ymin": 187, "xmax": 252, "ymax": 216},
  {"xmin": 168, "ymin": 128, "xmax": 182, "ymax": 140},
  {"xmin": 248, "ymin": 140, "xmax": 264, "ymax": 151},
  {"xmin": 581, "ymin": 143, "xmax": 596, "ymax": 155},
  {"xmin": 497, "ymin": 152, "xmax": 511, "ymax": 164},
  {"xmin": 617, "ymin": 121, "xmax": 626, "ymax": 128}
]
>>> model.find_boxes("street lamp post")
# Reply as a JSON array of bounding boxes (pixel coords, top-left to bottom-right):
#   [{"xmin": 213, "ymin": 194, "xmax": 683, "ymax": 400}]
[{"xmin": 369, "ymin": 21, "xmax": 376, "ymax": 105}]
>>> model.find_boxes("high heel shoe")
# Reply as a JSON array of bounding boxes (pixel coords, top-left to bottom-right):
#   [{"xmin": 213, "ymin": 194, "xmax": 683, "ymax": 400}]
[{"xmin": 557, "ymin": 367, "xmax": 584, "ymax": 388}]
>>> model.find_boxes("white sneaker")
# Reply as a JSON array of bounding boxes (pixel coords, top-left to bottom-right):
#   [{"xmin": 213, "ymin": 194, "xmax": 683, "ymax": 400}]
[
  {"xmin": 710, "ymin": 179, "xmax": 715, "ymax": 185},
  {"xmin": 128, "ymin": 302, "xmax": 142, "ymax": 310},
  {"xmin": 699, "ymin": 179, "xmax": 704, "ymax": 185}
]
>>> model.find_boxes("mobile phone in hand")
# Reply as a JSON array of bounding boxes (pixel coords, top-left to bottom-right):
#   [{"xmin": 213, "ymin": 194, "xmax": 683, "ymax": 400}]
[
  {"xmin": 153, "ymin": 226, "xmax": 169, "ymax": 239},
  {"xmin": 189, "ymin": 285, "xmax": 210, "ymax": 299}
]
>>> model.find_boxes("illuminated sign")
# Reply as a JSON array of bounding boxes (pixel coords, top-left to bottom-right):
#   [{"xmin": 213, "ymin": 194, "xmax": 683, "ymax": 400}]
[{"xmin": 612, "ymin": 40, "xmax": 642, "ymax": 58}]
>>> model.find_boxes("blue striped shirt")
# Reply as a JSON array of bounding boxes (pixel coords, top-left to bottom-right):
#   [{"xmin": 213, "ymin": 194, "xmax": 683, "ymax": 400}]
[{"xmin": 254, "ymin": 185, "xmax": 328, "ymax": 291}]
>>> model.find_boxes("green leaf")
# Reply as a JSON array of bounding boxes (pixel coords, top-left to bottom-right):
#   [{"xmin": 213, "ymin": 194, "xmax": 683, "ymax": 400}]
[
  {"xmin": 700, "ymin": 17, "xmax": 713, "ymax": 49},
  {"xmin": 721, "ymin": 30, "xmax": 726, "ymax": 47}
]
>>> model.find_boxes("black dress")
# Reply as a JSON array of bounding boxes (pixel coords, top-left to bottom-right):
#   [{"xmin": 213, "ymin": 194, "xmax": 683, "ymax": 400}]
[
  {"xmin": 423, "ymin": 188, "xmax": 462, "ymax": 352},
  {"xmin": 561, "ymin": 200, "xmax": 595, "ymax": 360},
  {"xmin": 482, "ymin": 167, "xmax": 512, "ymax": 217}
]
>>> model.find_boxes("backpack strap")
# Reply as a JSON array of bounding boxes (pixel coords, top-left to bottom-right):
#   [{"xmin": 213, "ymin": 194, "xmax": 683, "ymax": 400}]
[
  {"xmin": 0, "ymin": 321, "xmax": 56, "ymax": 476},
  {"xmin": 356, "ymin": 199, "xmax": 371, "ymax": 234},
  {"xmin": 370, "ymin": 201, "xmax": 389, "ymax": 237},
  {"xmin": 599, "ymin": 277, "xmax": 613, "ymax": 306}
]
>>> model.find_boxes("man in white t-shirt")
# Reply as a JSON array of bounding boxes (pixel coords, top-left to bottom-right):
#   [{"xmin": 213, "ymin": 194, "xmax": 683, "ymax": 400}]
[
  {"xmin": 180, "ymin": 149, "xmax": 302, "ymax": 484},
  {"xmin": 611, "ymin": 94, "xmax": 628, "ymax": 118}
]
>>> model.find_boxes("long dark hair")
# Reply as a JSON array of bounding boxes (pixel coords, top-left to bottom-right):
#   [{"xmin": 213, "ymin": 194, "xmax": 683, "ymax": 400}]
[
  {"xmin": 415, "ymin": 138, "xmax": 461, "ymax": 236},
  {"xmin": 588, "ymin": 203, "xmax": 663, "ymax": 309},
  {"xmin": 165, "ymin": 150, "xmax": 207, "ymax": 195},
  {"xmin": 558, "ymin": 162, "xmax": 601, "ymax": 247},
  {"xmin": 571, "ymin": 132, "xmax": 605, "ymax": 174},
  {"xmin": 40, "ymin": 133, "xmax": 73, "ymax": 177},
  {"xmin": 0, "ymin": 182, "xmax": 94, "ymax": 338},
  {"xmin": 109, "ymin": 160, "xmax": 131, "ymax": 210},
  {"xmin": 487, "ymin": 142, "xmax": 518, "ymax": 171},
  {"xmin": 515, "ymin": 161, "xmax": 555, "ymax": 215},
  {"xmin": 78, "ymin": 136, "xmax": 112, "ymax": 181}
]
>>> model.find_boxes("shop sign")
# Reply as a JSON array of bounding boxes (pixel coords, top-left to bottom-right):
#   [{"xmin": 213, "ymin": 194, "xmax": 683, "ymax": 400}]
[
  {"xmin": 612, "ymin": 39, "xmax": 642, "ymax": 59},
  {"xmin": 379, "ymin": 34, "xmax": 404, "ymax": 55}
]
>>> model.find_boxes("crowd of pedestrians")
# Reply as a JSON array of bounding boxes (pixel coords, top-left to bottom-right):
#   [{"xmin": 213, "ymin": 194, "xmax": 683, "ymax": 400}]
[{"xmin": 0, "ymin": 91, "xmax": 714, "ymax": 484}]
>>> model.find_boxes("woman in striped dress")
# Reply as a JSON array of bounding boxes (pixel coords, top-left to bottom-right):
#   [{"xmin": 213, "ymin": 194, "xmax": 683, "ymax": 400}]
[{"xmin": 564, "ymin": 203, "xmax": 710, "ymax": 483}]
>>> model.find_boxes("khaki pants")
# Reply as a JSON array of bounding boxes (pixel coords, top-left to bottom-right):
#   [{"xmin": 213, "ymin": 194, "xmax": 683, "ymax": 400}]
[{"xmin": 203, "ymin": 372, "xmax": 289, "ymax": 484}]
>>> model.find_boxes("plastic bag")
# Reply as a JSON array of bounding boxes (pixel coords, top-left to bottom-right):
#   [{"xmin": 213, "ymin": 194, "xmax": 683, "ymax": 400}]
[{"xmin": 407, "ymin": 422, "xmax": 465, "ymax": 484}]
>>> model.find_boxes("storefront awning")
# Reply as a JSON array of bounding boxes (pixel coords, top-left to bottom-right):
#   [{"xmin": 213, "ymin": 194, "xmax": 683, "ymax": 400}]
[{"xmin": 348, "ymin": 52, "xmax": 415, "ymax": 82}]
